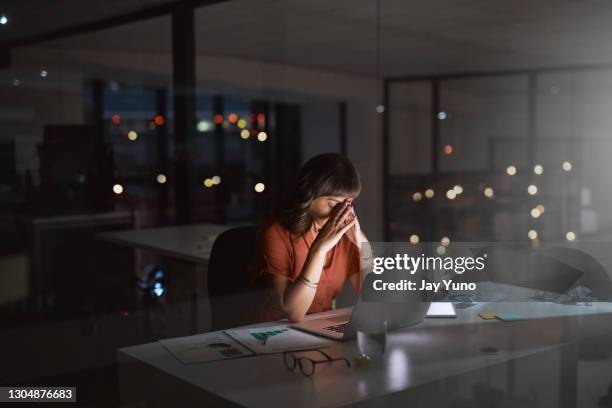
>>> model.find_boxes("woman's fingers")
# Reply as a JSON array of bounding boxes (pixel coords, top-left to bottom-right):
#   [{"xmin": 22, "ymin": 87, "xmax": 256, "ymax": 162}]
[
  {"xmin": 348, "ymin": 212, "xmax": 356, "ymax": 224},
  {"xmin": 331, "ymin": 200, "xmax": 348, "ymax": 217},
  {"xmin": 333, "ymin": 202, "xmax": 352, "ymax": 227},
  {"xmin": 338, "ymin": 219, "xmax": 356, "ymax": 236},
  {"xmin": 335, "ymin": 209, "xmax": 351, "ymax": 230},
  {"xmin": 323, "ymin": 202, "xmax": 346, "ymax": 229}
]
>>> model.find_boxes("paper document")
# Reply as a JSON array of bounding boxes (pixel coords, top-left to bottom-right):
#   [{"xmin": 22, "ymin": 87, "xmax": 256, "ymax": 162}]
[
  {"xmin": 225, "ymin": 325, "xmax": 329, "ymax": 354},
  {"xmin": 159, "ymin": 332, "xmax": 254, "ymax": 364},
  {"xmin": 426, "ymin": 302, "xmax": 458, "ymax": 318}
]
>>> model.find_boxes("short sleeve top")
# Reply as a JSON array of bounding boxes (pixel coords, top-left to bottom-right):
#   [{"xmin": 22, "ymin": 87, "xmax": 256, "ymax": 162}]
[{"xmin": 252, "ymin": 221, "xmax": 361, "ymax": 321}]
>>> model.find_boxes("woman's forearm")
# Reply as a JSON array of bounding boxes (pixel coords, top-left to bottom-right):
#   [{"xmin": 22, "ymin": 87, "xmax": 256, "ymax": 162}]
[
  {"xmin": 355, "ymin": 230, "xmax": 368, "ymax": 249},
  {"xmin": 282, "ymin": 246, "xmax": 326, "ymax": 322}
]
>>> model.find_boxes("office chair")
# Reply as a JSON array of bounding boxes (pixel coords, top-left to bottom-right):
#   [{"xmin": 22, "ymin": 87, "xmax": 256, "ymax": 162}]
[
  {"xmin": 545, "ymin": 246, "xmax": 612, "ymax": 301},
  {"xmin": 207, "ymin": 226, "xmax": 267, "ymax": 331}
]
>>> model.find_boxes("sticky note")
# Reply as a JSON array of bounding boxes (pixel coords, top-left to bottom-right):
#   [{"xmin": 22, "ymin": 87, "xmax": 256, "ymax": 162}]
[
  {"xmin": 496, "ymin": 312, "xmax": 524, "ymax": 322},
  {"xmin": 479, "ymin": 312, "xmax": 497, "ymax": 320}
]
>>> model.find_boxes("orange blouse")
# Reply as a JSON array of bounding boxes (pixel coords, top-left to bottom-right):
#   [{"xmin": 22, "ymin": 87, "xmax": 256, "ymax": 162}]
[{"xmin": 251, "ymin": 221, "xmax": 361, "ymax": 322}]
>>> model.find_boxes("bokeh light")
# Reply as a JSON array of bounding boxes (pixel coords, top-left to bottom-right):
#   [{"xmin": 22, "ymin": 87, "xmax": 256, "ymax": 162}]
[
  {"xmin": 527, "ymin": 184, "xmax": 538, "ymax": 195},
  {"xmin": 197, "ymin": 120, "xmax": 212, "ymax": 132},
  {"xmin": 254, "ymin": 182, "xmax": 265, "ymax": 193},
  {"xmin": 154, "ymin": 115, "xmax": 165, "ymax": 126},
  {"xmin": 562, "ymin": 161, "xmax": 573, "ymax": 172},
  {"xmin": 533, "ymin": 164, "xmax": 543, "ymax": 175}
]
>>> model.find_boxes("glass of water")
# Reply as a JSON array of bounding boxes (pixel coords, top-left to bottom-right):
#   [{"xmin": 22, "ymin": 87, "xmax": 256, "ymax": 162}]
[{"xmin": 357, "ymin": 320, "xmax": 387, "ymax": 360}]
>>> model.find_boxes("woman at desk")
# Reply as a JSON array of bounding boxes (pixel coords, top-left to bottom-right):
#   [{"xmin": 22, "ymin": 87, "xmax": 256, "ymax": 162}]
[{"xmin": 253, "ymin": 153, "xmax": 369, "ymax": 322}]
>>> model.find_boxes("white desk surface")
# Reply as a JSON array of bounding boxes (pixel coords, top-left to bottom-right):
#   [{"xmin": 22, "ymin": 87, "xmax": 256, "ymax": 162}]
[
  {"xmin": 118, "ymin": 301, "xmax": 612, "ymax": 408},
  {"xmin": 97, "ymin": 223, "xmax": 231, "ymax": 264}
]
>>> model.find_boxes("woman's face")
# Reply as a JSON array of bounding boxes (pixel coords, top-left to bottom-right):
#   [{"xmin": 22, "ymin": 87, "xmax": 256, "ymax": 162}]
[{"xmin": 310, "ymin": 195, "xmax": 355, "ymax": 220}]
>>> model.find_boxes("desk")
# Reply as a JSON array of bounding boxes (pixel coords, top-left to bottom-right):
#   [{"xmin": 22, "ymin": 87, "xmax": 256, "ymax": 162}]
[
  {"xmin": 118, "ymin": 301, "xmax": 612, "ymax": 407},
  {"xmin": 98, "ymin": 223, "xmax": 231, "ymax": 333},
  {"xmin": 97, "ymin": 223, "xmax": 231, "ymax": 264}
]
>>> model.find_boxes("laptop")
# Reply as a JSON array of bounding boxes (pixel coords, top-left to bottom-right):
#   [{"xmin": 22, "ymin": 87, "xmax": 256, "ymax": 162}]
[{"xmin": 291, "ymin": 273, "xmax": 436, "ymax": 341}]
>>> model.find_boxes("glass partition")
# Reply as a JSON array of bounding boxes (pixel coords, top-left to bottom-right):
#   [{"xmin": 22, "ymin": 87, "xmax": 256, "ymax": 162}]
[{"xmin": 386, "ymin": 69, "xmax": 612, "ymax": 244}]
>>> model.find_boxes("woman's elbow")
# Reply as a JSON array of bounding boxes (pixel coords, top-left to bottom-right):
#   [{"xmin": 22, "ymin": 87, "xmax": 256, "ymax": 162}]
[
  {"xmin": 285, "ymin": 308, "xmax": 306, "ymax": 323},
  {"xmin": 287, "ymin": 312, "xmax": 304, "ymax": 323},
  {"xmin": 280, "ymin": 296, "xmax": 306, "ymax": 322}
]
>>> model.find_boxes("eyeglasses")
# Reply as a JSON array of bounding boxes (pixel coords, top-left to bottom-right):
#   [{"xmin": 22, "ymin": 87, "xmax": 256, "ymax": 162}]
[{"xmin": 283, "ymin": 349, "xmax": 351, "ymax": 377}]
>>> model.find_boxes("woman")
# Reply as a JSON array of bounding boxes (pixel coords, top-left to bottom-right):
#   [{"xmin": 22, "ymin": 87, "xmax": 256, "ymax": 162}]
[{"xmin": 253, "ymin": 153, "xmax": 369, "ymax": 322}]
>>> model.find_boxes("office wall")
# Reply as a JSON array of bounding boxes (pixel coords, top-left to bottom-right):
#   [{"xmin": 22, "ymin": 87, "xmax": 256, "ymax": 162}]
[{"xmin": 301, "ymin": 101, "xmax": 342, "ymax": 161}]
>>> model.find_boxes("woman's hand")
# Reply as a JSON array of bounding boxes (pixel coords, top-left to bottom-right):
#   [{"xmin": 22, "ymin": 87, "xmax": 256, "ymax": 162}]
[
  {"xmin": 311, "ymin": 200, "xmax": 356, "ymax": 254},
  {"xmin": 348, "ymin": 206, "xmax": 361, "ymax": 243}
]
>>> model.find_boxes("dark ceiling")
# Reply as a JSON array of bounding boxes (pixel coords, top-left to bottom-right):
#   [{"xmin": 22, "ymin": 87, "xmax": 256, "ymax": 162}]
[{"xmin": 4, "ymin": 0, "xmax": 612, "ymax": 77}]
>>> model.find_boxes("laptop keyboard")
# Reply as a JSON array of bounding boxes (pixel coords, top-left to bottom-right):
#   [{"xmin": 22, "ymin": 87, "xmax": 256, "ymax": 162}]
[{"xmin": 323, "ymin": 322, "xmax": 347, "ymax": 333}]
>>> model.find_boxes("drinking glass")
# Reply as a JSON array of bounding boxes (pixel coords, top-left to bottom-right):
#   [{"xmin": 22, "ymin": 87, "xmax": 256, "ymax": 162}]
[{"xmin": 357, "ymin": 320, "xmax": 387, "ymax": 360}]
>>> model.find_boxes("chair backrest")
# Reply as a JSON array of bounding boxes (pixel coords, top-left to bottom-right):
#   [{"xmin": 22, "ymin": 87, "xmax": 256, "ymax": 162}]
[
  {"xmin": 544, "ymin": 246, "xmax": 612, "ymax": 301},
  {"xmin": 207, "ymin": 226, "xmax": 265, "ymax": 331}
]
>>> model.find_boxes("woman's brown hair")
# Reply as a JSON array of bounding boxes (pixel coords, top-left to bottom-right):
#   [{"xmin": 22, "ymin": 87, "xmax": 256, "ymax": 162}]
[{"xmin": 280, "ymin": 153, "xmax": 361, "ymax": 237}]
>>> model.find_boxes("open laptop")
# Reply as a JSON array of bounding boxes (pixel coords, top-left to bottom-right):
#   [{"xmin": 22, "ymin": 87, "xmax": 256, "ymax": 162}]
[{"xmin": 291, "ymin": 273, "xmax": 436, "ymax": 341}]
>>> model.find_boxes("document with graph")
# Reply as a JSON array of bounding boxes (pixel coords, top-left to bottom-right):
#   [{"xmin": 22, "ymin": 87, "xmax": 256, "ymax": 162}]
[
  {"xmin": 224, "ymin": 325, "xmax": 329, "ymax": 354},
  {"xmin": 159, "ymin": 332, "xmax": 254, "ymax": 364}
]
